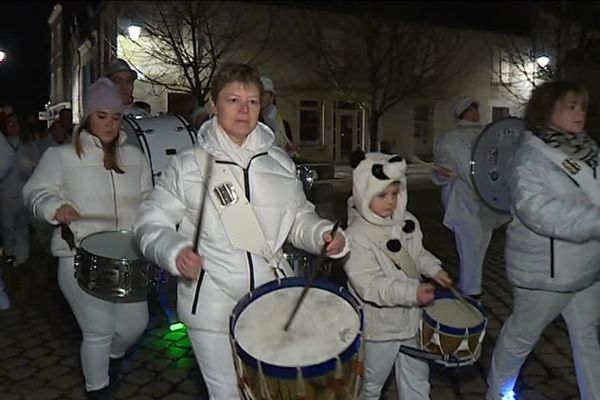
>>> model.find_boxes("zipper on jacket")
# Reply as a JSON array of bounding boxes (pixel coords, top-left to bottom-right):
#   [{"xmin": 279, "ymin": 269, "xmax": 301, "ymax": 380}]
[
  {"xmin": 109, "ymin": 171, "xmax": 119, "ymax": 230},
  {"xmin": 549, "ymin": 237, "xmax": 555, "ymax": 278},
  {"xmin": 190, "ymin": 152, "xmax": 268, "ymax": 314}
]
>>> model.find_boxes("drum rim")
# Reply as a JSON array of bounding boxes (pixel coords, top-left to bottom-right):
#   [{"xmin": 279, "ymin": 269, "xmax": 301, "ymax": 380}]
[
  {"xmin": 229, "ymin": 277, "xmax": 363, "ymax": 379},
  {"xmin": 79, "ymin": 230, "xmax": 140, "ymax": 261},
  {"xmin": 423, "ymin": 291, "xmax": 487, "ymax": 336},
  {"xmin": 469, "ymin": 116, "xmax": 525, "ymax": 215}
]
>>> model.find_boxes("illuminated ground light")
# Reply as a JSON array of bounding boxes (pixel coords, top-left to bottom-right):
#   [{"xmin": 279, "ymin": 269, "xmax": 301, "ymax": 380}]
[
  {"xmin": 501, "ymin": 390, "xmax": 517, "ymax": 400},
  {"xmin": 169, "ymin": 322, "xmax": 186, "ymax": 331}
]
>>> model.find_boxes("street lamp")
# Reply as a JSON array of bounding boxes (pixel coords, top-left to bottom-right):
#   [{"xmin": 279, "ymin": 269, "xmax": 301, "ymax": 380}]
[
  {"xmin": 0, "ymin": 50, "xmax": 6, "ymax": 63},
  {"xmin": 128, "ymin": 25, "xmax": 141, "ymax": 41},
  {"xmin": 536, "ymin": 55, "xmax": 550, "ymax": 68}
]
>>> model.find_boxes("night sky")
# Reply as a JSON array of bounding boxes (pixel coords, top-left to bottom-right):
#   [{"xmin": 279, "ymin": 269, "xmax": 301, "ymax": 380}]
[{"xmin": 0, "ymin": 1, "xmax": 54, "ymax": 116}]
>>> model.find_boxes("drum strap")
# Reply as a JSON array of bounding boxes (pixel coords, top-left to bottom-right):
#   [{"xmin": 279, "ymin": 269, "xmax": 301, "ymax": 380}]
[
  {"xmin": 530, "ymin": 136, "xmax": 600, "ymax": 205},
  {"xmin": 194, "ymin": 147, "xmax": 279, "ymax": 268},
  {"xmin": 351, "ymin": 217, "xmax": 419, "ymax": 279}
]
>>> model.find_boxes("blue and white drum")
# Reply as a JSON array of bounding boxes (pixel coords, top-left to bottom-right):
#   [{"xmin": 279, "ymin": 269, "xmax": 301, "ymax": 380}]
[
  {"xmin": 230, "ymin": 278, "xmax": 364, "ymax": 399},
  {"xmin": 123, "ymin": 114, "xmax": 196, "ymax": 185},
  {"xmin": 470, "ymin": 117, "xmax": 525, "ymax": 214}
]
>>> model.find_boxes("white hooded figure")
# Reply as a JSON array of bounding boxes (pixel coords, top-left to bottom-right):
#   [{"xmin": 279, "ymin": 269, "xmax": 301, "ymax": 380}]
[
  {"xmin": 344, "ymin": 151, "xmax": 450, "ymax": 400},
  {"xmin": 432, "ymin": 96, "xmax": 508, "ymax": 296}
]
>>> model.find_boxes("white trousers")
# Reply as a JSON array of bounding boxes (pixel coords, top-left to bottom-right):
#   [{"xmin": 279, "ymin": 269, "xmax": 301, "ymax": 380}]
[
  {"xmin": 487, "ymin": 282, "xmax": 600, "ymax": 400},
  {"xmin": 58, "ymin": 257, "xmax": 149, "ymax": 391},
  {"xmin": 362, "ymin": 337, "xmax": 430, "ymax": 400},
  {"xmin": 187, "ymin": 329, "xmax": 241, "ymax": 400},
  {"xmin": 452, "ymin": 218, "xmax": 493, "ymax": 296},
  {"xmin": 1, "ymin": 196, "xmax": 30, "ymax": 262}
]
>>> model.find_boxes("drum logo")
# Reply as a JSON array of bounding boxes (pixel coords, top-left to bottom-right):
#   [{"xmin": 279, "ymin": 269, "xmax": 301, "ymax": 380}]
[{"xmin": 562, "ymin": 158, "xmax": 581, "ymax": 175}]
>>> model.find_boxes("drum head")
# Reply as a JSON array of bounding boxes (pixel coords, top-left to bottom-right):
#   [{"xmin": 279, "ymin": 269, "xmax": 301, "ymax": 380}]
[
  {"xmin": 231, "ymin": 278, "xmax": 362, "ymax": 378},
  {"xmin": 80, "ymin": 231, "xmax": 141, "ymax": 260},
  {"xmin": 123, "ymin": 114, "xmax": 196, "ymax": 184},
  {"xmin": 470, "ymin": 117, "xmax": 525, "ymax": 213}
]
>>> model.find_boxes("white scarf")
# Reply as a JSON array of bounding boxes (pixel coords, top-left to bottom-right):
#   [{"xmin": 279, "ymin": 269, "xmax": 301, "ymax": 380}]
[{"xmin": 213, "ymin": 119, "xmax": 264, "ymax": 168}]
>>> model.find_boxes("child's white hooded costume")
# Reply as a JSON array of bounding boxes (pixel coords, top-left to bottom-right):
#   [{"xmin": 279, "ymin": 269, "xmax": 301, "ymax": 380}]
[{"xmin": 344, "ymin": 152, "xmax": 443, "ymax": 400}]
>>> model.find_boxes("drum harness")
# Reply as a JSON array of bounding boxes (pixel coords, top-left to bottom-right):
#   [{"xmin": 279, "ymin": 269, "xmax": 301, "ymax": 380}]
[{"xmin": 191, "ymin": 147, "xmax": 287, "ymax": 314}]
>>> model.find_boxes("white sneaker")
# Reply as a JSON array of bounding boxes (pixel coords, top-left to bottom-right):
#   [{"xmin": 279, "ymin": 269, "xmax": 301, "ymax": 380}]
[{"xmin": 0, "ymin": 290, "xmax": 10, "ymax": 310}]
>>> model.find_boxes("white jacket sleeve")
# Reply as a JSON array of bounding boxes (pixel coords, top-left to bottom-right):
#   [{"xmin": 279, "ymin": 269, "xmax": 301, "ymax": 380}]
[
  {"xmin": 22, "ymin": 147, "xmax": 70, "ymax": 224},
  {"xmin": 287, "ymin": 179, "xmax": 350, "ymax": 258},
  {"xmin": 510, "ymin": 153, "xmax": 600, "ymax": 242},
  {"xmin": 410, "ymin": 219, "xmax": 443, "ymax": 278},
  {"xmin": 134, "ymin": 156, "xmax": 194, "ymax": 276},
  {"xmin": 432, "ymin": 135, "xmax": 456, "ymax": 186},
  {"xmin": 0, "ymin": 134, "xmax": 15, "ymax": 181},
  {"xmin": 344, "ymin": 234, "xmax": 418, "ymax": 307}
]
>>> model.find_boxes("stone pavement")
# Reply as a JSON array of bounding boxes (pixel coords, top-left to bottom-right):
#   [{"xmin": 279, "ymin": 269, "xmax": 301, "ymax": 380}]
[{"xmin": 0, "ymin": 177, "xmax": 582, "ymax": 399}]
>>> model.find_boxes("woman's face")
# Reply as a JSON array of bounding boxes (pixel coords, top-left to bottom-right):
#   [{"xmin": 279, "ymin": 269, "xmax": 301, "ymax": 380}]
[
  {"xmin": 88, "ymin": 110, "xmax": 122, "ymax": 144},
  {"xmin": 211, "ymin": 81, "xmax": 261, "ymax": 145},
  {"xmin": 550, "ymin": 91, "xmax": 586, "ymax": 134}
]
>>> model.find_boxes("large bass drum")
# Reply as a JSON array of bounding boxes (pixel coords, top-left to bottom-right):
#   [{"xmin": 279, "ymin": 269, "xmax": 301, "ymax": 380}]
[
  {"xmin": 470, "ymin": 117, "xmax": 525, "ymax": 214},
  {"xmin": 123, "ymin": 114, "xmax": 196, "ymax": 185}
]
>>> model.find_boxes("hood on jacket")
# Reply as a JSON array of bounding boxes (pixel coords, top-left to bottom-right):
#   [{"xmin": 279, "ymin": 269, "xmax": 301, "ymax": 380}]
[{"xmin": 349, "ymin": 151, "xmax": 408, "ymax": 225}]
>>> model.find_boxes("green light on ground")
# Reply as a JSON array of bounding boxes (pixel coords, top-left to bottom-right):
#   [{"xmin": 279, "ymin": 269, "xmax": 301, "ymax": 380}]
[{"xmin": 169, "ymin": 322, "xmax": 186, "ymax": 331}]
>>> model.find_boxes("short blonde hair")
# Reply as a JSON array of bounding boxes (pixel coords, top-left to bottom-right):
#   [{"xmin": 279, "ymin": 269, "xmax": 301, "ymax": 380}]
[{"xmin": 210, "ymin": 63, "xmax": 263, "ymax": 103}]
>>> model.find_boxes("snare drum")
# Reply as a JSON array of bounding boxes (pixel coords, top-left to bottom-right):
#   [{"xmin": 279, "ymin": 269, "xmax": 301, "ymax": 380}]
[
  {"xmin": 230, "ymin": 278, "xmax": 364, "ymax": 399},
  {"xmin": 419, "ymin": 291, "xmax": 488, "ymax": 367},
  {"xmin": 123, "ymin": 114, "xmax": 196, "ymax": 185},
  {"xmin": 74, "ymin": 230, "xmax": 160, "ymax": 303}
]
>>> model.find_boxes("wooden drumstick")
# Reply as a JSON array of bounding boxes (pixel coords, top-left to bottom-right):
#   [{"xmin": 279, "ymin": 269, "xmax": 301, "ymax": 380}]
[
  {"xmin": 283, "ymin": 220, "xmax": 341, "ymax": 332},
  {"xmin": 79, "ymin": 213, "xmax": 116, "ymax": 221},
  {"xmin": 447, "ymin": 285, "xmax": 481, "ymax": 318}
]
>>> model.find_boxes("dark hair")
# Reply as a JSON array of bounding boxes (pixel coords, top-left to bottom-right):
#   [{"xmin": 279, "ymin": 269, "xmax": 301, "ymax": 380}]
[
  {"xmin": 210, "ymin": 63, "xmax": 263, "ymax": 103},
  {"xmin": 525, "ymin": 81, "xmax": 588, "ymax": 131},
  {"xmin": 74, "ymin": 116, "xmax": 124, "ymax": 174},
  {"xmin": 2, "ymin": 113, "xmax": 33, "ymax": 143}
]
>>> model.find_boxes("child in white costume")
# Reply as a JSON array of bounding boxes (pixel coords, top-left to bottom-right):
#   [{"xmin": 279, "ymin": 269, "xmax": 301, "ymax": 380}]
[{"xmin": 343, "ymin": 151, "xmax": 451, "ymax": 400}]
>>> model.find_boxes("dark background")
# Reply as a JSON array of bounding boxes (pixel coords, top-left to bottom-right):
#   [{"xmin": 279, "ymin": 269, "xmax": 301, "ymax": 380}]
[{"xmin": 0, "ymin": 1, "xmax": 54, "ymax": 116}]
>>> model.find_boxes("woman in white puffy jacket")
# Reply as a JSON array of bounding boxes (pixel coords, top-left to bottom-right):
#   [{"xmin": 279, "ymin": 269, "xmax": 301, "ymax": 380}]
[
  {"xmin": 486, "ymin": 82, "xmax": 600, "ymax": 400},
  {"xmin": 134, "ymin": 63, "xmax": 348, "ymax": 400},
  {"xmin": 23, "ymin": 78, "xmax": 152, "ymax": 400}
]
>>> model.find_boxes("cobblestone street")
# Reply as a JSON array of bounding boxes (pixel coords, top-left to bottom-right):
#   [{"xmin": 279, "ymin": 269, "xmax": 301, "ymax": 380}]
[{"xmin": 0, "ymin": 178, "xmax": 583, "ymax": 400}]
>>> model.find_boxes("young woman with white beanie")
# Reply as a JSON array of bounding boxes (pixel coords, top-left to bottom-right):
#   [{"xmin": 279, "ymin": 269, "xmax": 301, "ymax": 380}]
[{"xmin": 23, "ymin": 77, "xmax": 152, "ymax": 400}]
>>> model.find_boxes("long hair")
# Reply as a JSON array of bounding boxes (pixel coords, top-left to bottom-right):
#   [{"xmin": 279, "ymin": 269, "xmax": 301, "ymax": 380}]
[
  {"xmin": 74, "ymin": 116, "xmax": 124, "ymax": 174},
  {"xmin": 525, "ymin": 81, "xmax": 588, "ymax": 132}
]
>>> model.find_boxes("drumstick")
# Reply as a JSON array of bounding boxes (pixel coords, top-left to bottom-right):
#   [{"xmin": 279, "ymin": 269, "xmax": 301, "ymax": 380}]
[
  {"xmin": 79, "ymin": 213, "xmax": 116, "ymax": 221},
  {"xmin": 447, "ymin": 285, "xmax": 481, "ymax": 318},
  {"xmin": 413, "ymin": 158, "xmax": 455, "ymax": 177},
  {"xmin": 283, "ymin": 220, "xmax": 341, "ymax": 331}
]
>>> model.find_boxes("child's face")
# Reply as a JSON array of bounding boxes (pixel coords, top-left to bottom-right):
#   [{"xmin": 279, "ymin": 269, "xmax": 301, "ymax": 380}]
[
  {"xmin": 550, "ymin": 91, "xmax": 586, "ymax": 134},
  {"xmin": 369, "ymin": 182, "xmax": 400, "ymax": 219}
]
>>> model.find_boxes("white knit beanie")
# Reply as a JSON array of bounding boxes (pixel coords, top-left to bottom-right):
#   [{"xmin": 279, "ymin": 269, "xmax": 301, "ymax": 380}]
[
  {"xmin": 452, "ymin": 95, "xmax": 478, "ymax": 121},
  {"xmin": 83, "ymin": 78, "xmax": 124, "ymax": 119},
  {"xmin": 351, "ymin": 152, "xmax": 408, "ymax": 225}
]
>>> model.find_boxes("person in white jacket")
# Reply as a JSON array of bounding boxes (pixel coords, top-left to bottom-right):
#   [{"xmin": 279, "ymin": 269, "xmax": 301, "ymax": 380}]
[
  {"xmin": 0, "ymin": 113, "xmax": 40, "ymax": 267},
  {"xmin": 134, "ymin": 63, "xmax": 348, "ymax": 400},
  {"xmin": 104, "ymin": 58, "xmax": 149, "ymax": 118},
  {"xmin": 432, "ymin": 96, "xmax": 507, "ymax": 297},
  {"xmin": 0, "ymin": 131, "xmax": 15, "ymax": 310},
  {"xmin": 486, "ymin": 81, "xmax": 600, "ymax": 400},
  {"xmin": 23, "ymin": 78, "xmax": 152, "ymax": 400},
  {"xmin": 344, "ymin": 151, "xmax": 451, "ymax": 400}
]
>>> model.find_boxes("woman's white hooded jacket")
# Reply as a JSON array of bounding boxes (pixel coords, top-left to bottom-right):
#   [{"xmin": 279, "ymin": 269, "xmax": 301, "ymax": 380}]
[
  {"xmin": 23, "ymin": 129, "xmax": 152, "ymax": 257},
  {"xmin": 506, "ymin": 132, "xmax": 600, "ymax": 292},
  {"xmin": 134, "ymin": 119, "xmax": 347, "ymax": 332}
]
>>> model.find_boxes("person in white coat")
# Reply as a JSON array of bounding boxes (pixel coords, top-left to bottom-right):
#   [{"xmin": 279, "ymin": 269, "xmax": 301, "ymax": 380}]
[
  {"xmin": 486, "ymin": 81, "xmax": 600, "ymax": 400},
  {"xmin": 432, "ymin": 96, "xmax": 507, "ymax": 297},
  {"xmin": 0, "ymin": 131, "xmax": 15, "ymax": 310},
  {"xmin": 134, "ymin": 63, "xmax": 348, "ymax": 400},
  {"xmin": 23, "ymin": 78, "xmax": 152, "ymax": 400},
  {"xmin": 104, "ymin": 58, "xmax": 149, "ymax": 118},
  {"xmin": 0, "ymin": 113, "xmax": 39, "ymax": 266},
  {"xmin": 344, "ymin": 151, "xmax": 451, "ymax": 400}
]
